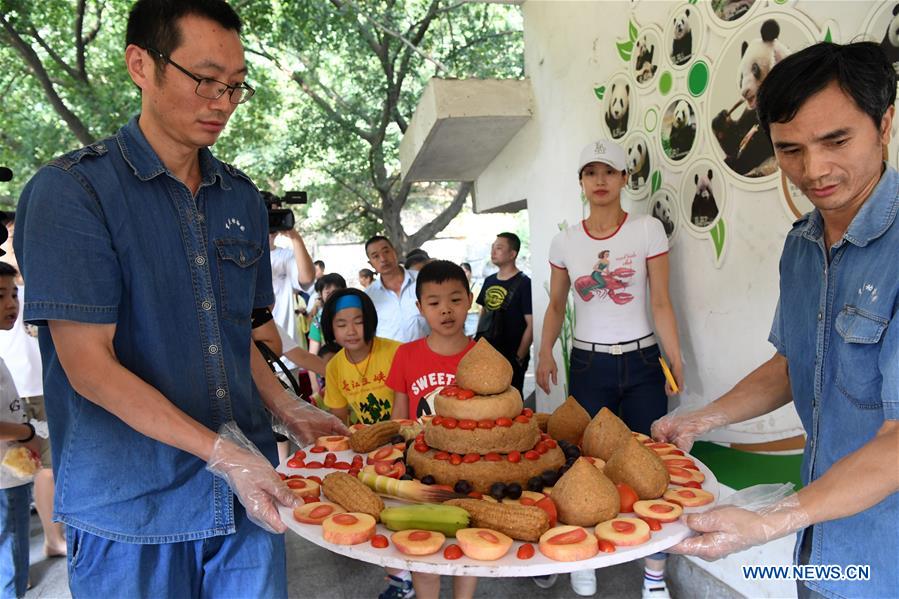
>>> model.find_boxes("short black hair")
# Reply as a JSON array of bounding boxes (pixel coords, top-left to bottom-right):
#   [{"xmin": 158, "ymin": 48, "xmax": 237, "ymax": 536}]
[
  {"xmin": 358, "ymin": 268, "xmax": 374, "ymax": 279},
  {"xmin": 415, "ymin": 260, "xmax": 470, "ymax": 300},
  {"xmin": 320, "ymin": 288, "xmax": 378, "ymax": 345},
  {"xmin": 757, "ymin": 41, "xmax": 897, "ymax": 137},
  {"xmin": 496, "ymin": 232, "xmax": 521, "ymax": 254},
  {"xmin": 364, "ymin": 235, "xmax": 392, "ymax": 255},
  {"xmin": 460, "ymin": 262, "xmax": 472, "ymax": 273},
  {"xmin": 314, "ymin": 260, "xmax": 325, "ymax": 270},
  {"xmin": 0, "ymin": 262, "xmax": 17, "ymax": 277},
  {"xmin": 126, "ymin": 0, "xmax": 242, "ymax": 73},
  {"xmin": 314, "ymin": 272, "xmax": 347, "ymax": 294},
  {"xmin": 404, "ymin": 249, "xmax": 430, "ymax": 270}
]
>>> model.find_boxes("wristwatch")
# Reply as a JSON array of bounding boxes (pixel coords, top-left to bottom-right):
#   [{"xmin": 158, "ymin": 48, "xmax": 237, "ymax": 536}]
[{"xmin": 17, "ymin": 422, "xmax": 35, "ymax": 443}]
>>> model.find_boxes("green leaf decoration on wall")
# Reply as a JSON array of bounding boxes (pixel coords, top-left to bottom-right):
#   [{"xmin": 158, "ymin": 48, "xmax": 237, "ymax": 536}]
[
  {"xmin": 558, "ymin": 220, "xmax": 569, "ymax": 231},
  {"xmin": 651, "ymin": 170, "xmax": 662, "ymax": 194},
  {"xmin": 710, "ymin": 219, "xmax": 727, "ymax": 260},
  {"xmin": 628, "ymin": 20, "xmax": 638, "ymax": 43},
  {"xmin": 594, "ymin": 86, "xmax": 606, "ymax": 101},
  {"xmin": 687, "ymin": 0, "xmax": 698, "ymax": 4},
  {"xmin": 824, "ymin": 27, "xmax": 832, "ymax": 43},
  {"xmin": 617, "ymin": 40, "xmax": 633, "ymax": 62}
]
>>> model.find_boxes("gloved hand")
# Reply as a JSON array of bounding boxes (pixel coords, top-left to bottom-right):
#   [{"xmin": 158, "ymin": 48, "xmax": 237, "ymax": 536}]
[
  {"xmin": 206, "ymin": 421, "xmax": 298, "ymax": 534},
  {"xmin": 268, "ymin": 390, "xmax": 349, "ymax": 447},
  {"xmin": 650, "ymin": 407, "xmax": 729, "ymax": 452},
  {"xmin": 670, "ymin": 491, "xmax": 810, "ymax": 560}
]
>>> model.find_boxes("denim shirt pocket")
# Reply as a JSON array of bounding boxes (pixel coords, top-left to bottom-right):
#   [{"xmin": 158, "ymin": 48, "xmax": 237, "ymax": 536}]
[
  {"xmin": 214, "ymin": 238, "xmax": 263, "ymax": 322},
  {"xmin": 834, "ymin": 306, "xmax": 887, "ymax": 408}
]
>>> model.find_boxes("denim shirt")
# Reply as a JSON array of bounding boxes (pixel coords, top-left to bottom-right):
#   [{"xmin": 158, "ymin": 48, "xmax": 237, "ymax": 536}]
[
  {"xmin": 14, "ymin": 117, "xmax": 276, "ymax": 543},
  {"xmin": 769, "ymin": 164, "xmax": 899, "ymax": 597}
]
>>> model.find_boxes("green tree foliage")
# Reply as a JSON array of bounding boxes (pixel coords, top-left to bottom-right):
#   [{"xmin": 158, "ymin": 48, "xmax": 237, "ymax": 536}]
[{"xmin": 0, "ymin": 1, "xmax": 523, "ymax": 252}]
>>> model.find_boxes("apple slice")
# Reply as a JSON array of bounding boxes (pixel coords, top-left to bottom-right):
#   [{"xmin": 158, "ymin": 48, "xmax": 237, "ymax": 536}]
[
  {"xmin": 316, "ymin": 435, "xmax": 350, "ymax": 452},
  {"xmin": 293, "ymin": 501, "xmax": 346, "ymax": 525},
  {"xmin": 456, "ymin": 528, "xmax": 514, "ymax": 561},
  {"xmin": 392, "ymin": 529, "xmax": 446, "ymax": 556},
  {"xmin": 633, "ymin": 500, "xmax": 683, "ymax": 523},
  {"xmin": 595, "ymin": 517, "xmax": 651, "ymax": 547},
  {"xmin": 645, "ymin": 442, "xmax": 682, "ymax": 456},
  {"xmin": 322, "ymin": 512, "xmax": 377, "ymax": 545},
  {"xmin": 285, "ymin": 478, "xmax": 320, "ymax": 498},
  {"xmin": 367, "ymin": 447, "xmax": 404, "ymax": 464},
  {"xmin": 538, "ymin": 526, "xmax": 599, "ymax": 562},
  {"xmin": 664, "ymin": 488, "xmax": 714, "ymax": 507},
  {"xmin": 502, "ymin": 491, "xmax": 546, "ymax": 506},
  {"xmin": 362, "ymin": 462, "xmax": 406, "ymax": 480},
  {"xmin": 631, "ymin": 432, "xmax": 652, "ymax": 444}
]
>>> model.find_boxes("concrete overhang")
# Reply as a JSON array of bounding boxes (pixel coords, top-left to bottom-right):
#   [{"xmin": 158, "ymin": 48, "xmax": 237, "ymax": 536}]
[{"xmin": 399, "ymin": 78, "xmax": 534, "ymax": 185}]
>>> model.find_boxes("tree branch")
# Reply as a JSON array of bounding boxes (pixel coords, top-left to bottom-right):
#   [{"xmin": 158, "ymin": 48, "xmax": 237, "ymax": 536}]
[
  {"xmin": 323, "ymin": 167, "xmax": 384, "ymax": 220},
  {"xmin": 81, "ymin": 1, "xmax": 104, "ymax": 47},
  {"xmin": 26, "ymin": 26, "xmax": 82, "ymax": 84},
  {"xmin": 407, "ymin": 181, "xmax": 471, "ymax": 248},
  {"xmin": 1, "ymin": 15, "xmax": 93, "ymax": 145}
]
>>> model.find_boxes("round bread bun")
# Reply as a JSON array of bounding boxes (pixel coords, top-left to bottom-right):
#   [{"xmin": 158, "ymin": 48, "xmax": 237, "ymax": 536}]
[
  {"xmin": 455, "ymin": 338, "xmax": 513, "ymax": 395},
  {"xmin": 407, "ymin": 446, "xmax": 566, "ymax": 494},
  {"xmin": 435, "ymin": 387, "xmax": 522, "ymax": 421},
  {"xmin": 424, "ymin": 418, "xmax": 540, "ymax": 455}
]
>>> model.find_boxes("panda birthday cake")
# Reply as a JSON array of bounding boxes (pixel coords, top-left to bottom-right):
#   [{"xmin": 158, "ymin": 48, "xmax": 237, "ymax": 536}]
[{"xmin": 405, "ymin": 339, "xmax": 565, "ymax": 494}]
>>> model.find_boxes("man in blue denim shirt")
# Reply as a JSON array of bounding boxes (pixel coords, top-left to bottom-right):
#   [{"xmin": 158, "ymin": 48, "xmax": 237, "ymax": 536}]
[
  {"xmin": 653, "ymin": 43, "xmax": 898, "ymax": 598},
  {"xmin": 14, "ymin": 1, "xmax": 345, "ymax": 596}
]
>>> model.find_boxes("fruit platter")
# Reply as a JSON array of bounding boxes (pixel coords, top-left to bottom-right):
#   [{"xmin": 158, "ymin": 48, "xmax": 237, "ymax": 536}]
[{"xmin": 276, "ymin": 340, "xmax": 719, "ymax": 577}]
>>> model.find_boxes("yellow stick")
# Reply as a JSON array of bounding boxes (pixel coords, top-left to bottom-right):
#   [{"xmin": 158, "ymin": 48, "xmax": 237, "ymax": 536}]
[{"xmin": 659, "ymin": 356, "xmax": 679, "ymax": 393}]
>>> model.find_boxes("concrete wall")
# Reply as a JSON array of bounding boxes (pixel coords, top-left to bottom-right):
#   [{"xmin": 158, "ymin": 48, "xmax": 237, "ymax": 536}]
[{"xmin": 476, "ymin": 0, "xmax": 895, "ymax": 443}]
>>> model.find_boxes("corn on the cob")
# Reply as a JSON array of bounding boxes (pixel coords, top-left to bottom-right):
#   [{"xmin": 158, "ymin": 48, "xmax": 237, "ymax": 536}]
[
  {"xmin": 349, "ymin": 421, "xmax": 402, "ymax": 453},
  {"xmin": 444, "ymin": 498, "xmax": 550, "ymax": 542},
  {"xmin": 321, "ymin": 472, "xmax": 384, "ymax": 520}
]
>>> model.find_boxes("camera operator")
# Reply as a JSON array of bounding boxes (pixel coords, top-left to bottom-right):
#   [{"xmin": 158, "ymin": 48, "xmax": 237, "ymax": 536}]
[{"xmin": 269, "ymin": 226, "xmax": 315, "ymax": 345}]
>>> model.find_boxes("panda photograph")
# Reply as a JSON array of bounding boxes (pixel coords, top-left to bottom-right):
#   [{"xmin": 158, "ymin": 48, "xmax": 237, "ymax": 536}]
[
  {"xmin": 878, "ymin": 4, "xmax": 899, "ymax": 75},
  {"xmin": 670, "ymin": 8, "xmax": 694, "ymax": 65},
  {"xmin": 626, "ymin": 138, "xmax": 651, "ymax": 192},
  {"xmin": 651, "ymin": 193, "xmax": 676, "ymax": 238},
  {"xmin": 604, "ymin": 80, "xmax": 631, "ymax": 139},
  {"xmin": 690, "ymin": 169, "xmax": 719, "ymax": 228},
  {"xmin": 712, "ymin": 0, "xmax": 756, "ymax": 22},
  {"xmin": 662, "ymin": 99, "xmax": 696, "ymax": 161},
  {"xmin": 710, "ymin": 19, "xmax": 791, "ymax": 177},
  {"xmin": 634, "ymin": 33, "xmax": 658, "ymax": 84}
]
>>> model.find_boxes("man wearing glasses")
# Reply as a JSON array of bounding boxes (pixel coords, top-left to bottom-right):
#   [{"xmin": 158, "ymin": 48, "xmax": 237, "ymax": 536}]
[{"xmin": 14, "ymin": 1, "xmax": 345, "ymax": 596}]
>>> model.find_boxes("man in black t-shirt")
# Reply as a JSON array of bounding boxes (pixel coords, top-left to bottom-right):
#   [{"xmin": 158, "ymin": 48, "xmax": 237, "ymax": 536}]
[{"xmin": 476, "ymin": 232, "xmax": 533, "ymax": 395}]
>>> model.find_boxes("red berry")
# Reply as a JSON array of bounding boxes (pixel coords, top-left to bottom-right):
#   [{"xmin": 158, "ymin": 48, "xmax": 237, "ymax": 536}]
[
  {"xmin": 496, "ymin": 417, "xmax": 513, "ymax": 427},
  {"xmin": 507, "ymin": 451, "xmax": 521, "ymax": 463},
  {"xmin": 598, "ymin": 539, "xmax": 616, "ymax": 553},
  {"xmin": 535, "ymin": 443, "xmax": 548, "ymax": 455},
  {"xmin": 310, "ymin": 446, "xmax": 327, "ymax": 454},
  {"xmin": 524, "ymin": 450, "xmax": 540, "ymax": 460},
  {"xmin": 463, "ymin": 453, "xmax": 480, "ymax": 464},
  {"xmin": 323, "ymin": 453, "xmax": 337, "ymax": 466},
  {"xmin": 432, "ymin": 416, "xmax": 443, "ymax": 426},
  {"xmin": 434, "ymin": 452, "xmax": 450, "ymax": 461},
  {"xmin": 370, "ymin": 534, "xmax": 389, "ymax": 549},
  {"xmin": 484, "ymin": 452, "xmax": 502, "ymax": 462},
  {"xmin": 450, "ymin": 454, "xmax": 463, "ymax": 465},
  {"xmin": 414, "ymin": 443, "xmax": 429, "ymax": 453},
  {"xmin": 477, "ymin": 419, "xmax": 495, "ymax": 430},
  {"xmin": 333, "ymin": 461, "xmax": 351, "ymax": 470},
  {"xmin": 517, "ymin": 543, "xmax": 535, "ymax": 559},
  {"xmin": 467, "ymin": 491, "xmax": 483, "ymax": 499},
  {"xmin": 293, "ymin": 450, "xmax": 306, "ymax": 459},
  {"xmin": 443, "ymin": 544, "xmax": 463, "ymax": 560},
  {"xmin": 459, "ymin": 419, "xmax": 477, "ymax": 430},
  {"xmin": 305, "ymin": 461, "xmax": 323, "ymax": 469},
  {"xmin": 639, "ymin": 516, "xmax": 662, "ymax": 531},
  {"xmin": 514, "ymin": 415, "xmax": 529, "ymax": 424},
  {"xmin": 455, "ymin": 389, "xmax": 475, "ymax": 400},
  {"xmin": 442, "ymin": 418, "xmax": 458, "ymax": 429},
  {"xmin": 544, "ymin": 439, "xmax": 558, "ymax": 449},
  {"xmin": 286, "ymin": 458, "xmax": 305, "ymax": 468},
  {"xmin": 522, "ymin": 408, "xmax": 534, "ymax": 417},
  {"xmin": 278, "ymin": 472, "xmax": 288, "ymax": 480},
  {"xmin": 306, "ymin": 475, "xmax": 322, "ymax": 484}
]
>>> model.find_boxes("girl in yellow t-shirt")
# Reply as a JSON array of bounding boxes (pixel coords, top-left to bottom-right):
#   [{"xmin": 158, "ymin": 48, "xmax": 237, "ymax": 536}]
[{"xmin": 321, "ymin": 289, "xmax": 400, "ymax": 424}]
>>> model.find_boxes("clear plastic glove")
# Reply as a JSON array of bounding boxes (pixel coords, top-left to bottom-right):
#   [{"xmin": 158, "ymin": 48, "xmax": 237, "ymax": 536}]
[
  {"xmin": 650, "ymin": 407, "xmax": 729, "ymax": 452},
  {"xmin": 268, "ymin": 390, "xmax": 349, "ymax": 447},
  {"xmin": 206, "ymin": 421, "xmax": 298, "ymax": 534},
  {"xmin": 670, "ymin": 486, "xmax": 810, "ymax": 560}
]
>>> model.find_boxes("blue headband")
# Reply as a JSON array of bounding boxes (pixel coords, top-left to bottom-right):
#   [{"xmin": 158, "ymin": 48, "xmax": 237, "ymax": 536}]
[{"xmin": 333, "ymin": 295, "xmax": 364, "ymax": 314}]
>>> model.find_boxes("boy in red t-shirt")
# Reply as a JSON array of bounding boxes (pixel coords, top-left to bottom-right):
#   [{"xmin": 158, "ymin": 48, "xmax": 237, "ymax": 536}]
[{"xmin": 386, "ymin": 260, "xmax": 476, "ymax": 599}]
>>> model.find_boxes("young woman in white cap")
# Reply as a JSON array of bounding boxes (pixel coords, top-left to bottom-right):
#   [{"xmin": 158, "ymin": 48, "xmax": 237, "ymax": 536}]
[{"xmin": 535, "ymin": 139, "xmax": 684, "ymax": 598}]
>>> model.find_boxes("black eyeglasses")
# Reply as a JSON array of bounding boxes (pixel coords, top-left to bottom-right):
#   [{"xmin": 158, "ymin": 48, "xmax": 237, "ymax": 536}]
[{"xmin": 145, "ymin": 47, "xmax": 255, "ymax": 104}]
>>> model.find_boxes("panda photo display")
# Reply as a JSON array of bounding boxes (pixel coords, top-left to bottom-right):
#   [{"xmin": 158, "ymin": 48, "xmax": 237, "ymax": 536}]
[
  {"xmin": 712, "ymin": 0, "xmax": 756, "ymax": 23},
  {"xmin": 650, "ymin": 190, "xmax": 677, "ymax": 239},
  {"xmin": 661, "ymin": 98, "xmax": 696, "ymax": 162},
  {"xmin": 707, "ymin": 16, "xmax": 815, "ymax": 180},
  {"xmin": 604, "ymin": 77, "xmax": 632, "ymax": 139},
  {"xmin": 626, "ymin": 134, "xmax": 652, "ymax": 195},
  {"xmin": 633, "ymin": 30, "xmax": 660, "ymax": 84},
  {"xmin": 670, "ymin": 7, "xmax": 695, "ymax": 66},
  {"xmin": 877, "ymin": 4, "xmax": 899, "ymax": 75},
  {"xmin": 679, "ymin": 160, "xmax": 725, "ymax": 232}
]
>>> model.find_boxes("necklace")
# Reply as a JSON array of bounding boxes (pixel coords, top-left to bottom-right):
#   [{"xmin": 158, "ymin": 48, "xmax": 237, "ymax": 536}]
[{"xmin": 348, "ymin": 347, "xmax": 373, "ymax": 381}]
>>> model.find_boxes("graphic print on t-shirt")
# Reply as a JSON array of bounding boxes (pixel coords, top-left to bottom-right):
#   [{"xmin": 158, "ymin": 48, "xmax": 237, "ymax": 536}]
[
  {"xmin": 573, "ymin": 250, "xmax": 636, "ymax": 304},
  {"xmin": 482, "ymin": 285, "xmax": 507, "ymax": 311}
]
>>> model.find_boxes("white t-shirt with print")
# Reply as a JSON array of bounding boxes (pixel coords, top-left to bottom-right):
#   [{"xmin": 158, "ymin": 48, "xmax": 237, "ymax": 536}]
[
  {"xmin": 0, "ymin": 357, "xmax": 30, "ymax": 489},
  {"xmin": 549, "ymin": 213, "xmax": 668, "ymax": 344},
  {"xmin": 0, "ymin": 284, "xmax": 42, "ymax": 397},
  {"xmin": 270, "ymin": 247, "xmax": 302, "ymax": 341}
]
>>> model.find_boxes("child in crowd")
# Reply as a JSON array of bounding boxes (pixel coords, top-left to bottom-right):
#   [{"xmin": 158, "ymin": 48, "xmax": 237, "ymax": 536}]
[
  {"xmin": 320, "ymin": 289, "xmax": 400, "ymax": 425},
  {"xmin": 0, "ymin": 261, "xmax": 38, "ymax": 598},
  {"xmin": 387, "ymin": 260, "xmax": 477, "ymax": 599},
  {"xmin": 308, "ymin": 273, "xmax": 348, "ymax": 356}
]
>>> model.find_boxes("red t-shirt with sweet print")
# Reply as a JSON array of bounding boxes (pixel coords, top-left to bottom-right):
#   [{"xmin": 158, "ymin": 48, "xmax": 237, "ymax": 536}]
[{"xmin": 386, "ymin": 337, "xmax": 476, "ymax": 418}]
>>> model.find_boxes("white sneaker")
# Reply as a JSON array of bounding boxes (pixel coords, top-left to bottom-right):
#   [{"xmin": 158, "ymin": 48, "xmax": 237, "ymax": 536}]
[
  {"xmin": 569, "ymin": 569, "xmax": 597, "ymax": 596},
  {"xmin": 642, "ymin": 582, "xmax": 671, "ymax": 599},
  {"xmin": 532, "ymin": 574, "xmax": 558, "ymax": 589}
]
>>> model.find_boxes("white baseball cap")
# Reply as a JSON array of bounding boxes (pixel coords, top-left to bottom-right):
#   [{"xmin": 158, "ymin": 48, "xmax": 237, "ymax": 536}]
[{"xmin": 577, "ymin": 139, "xmax": 627, "ymax": 175}]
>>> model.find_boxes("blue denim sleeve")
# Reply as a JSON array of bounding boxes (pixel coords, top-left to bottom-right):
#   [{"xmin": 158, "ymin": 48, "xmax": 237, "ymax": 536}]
[
  {"xmin": 253, "ymin": 195, "xmax": 274, "ymax": 309},
  {"xmin": 880, "ymin": 303, "xmax": 899, "ymax": 420},
  {"xmin": 16, "ymin": 166, "xmax": 121, "ymax": 326},
  {"xmin": 768, "ymin": 296, "xmax": 786, "ymax": 355}
]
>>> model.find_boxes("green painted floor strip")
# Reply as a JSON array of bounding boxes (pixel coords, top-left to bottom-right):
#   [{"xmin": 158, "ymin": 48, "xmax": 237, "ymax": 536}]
[{"xmin": 690, "ymin": 441, "xmax": 804, "ymax": 490}]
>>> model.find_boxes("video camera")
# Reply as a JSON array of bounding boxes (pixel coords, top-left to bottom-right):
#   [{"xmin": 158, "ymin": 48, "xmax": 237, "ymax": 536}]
[{"xmin": 260, "ymin": 190, "xmax": 307, "ymax": 232}]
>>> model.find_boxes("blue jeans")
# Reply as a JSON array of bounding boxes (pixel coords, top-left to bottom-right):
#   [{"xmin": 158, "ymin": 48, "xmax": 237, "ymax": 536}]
[
  {"xmin": 568, "ymin": 344, "xmax": 667, "ymax": 435},
  {"xmin": 0, "ymin": 483, "xmax": 32, "ymax": 599},
  {"xmin": 66, "ymin": 503, "xmax": 286, "ymax": 599}
]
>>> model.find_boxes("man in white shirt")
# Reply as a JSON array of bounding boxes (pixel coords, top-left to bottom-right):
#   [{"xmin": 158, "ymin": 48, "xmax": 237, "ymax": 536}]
[
  {"xmin": 269, "ymin": 227, "xmax": 315, "ymax": 343},
  {"xmin": 364, "ymin": 236, "xmax": 429, "ymax": 342}
]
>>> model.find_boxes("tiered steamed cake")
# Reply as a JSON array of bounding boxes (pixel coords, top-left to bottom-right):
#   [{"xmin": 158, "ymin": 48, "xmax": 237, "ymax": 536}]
[{"xmin": 407, "ymin": 339, "xmax": 565, "ymax": 493}]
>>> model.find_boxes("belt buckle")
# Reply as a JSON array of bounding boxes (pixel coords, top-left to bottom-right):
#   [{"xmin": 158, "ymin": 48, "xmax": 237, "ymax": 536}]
[{"xmin": 610, "ymin": 344, "xmax": 623, "ymax": 355}]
